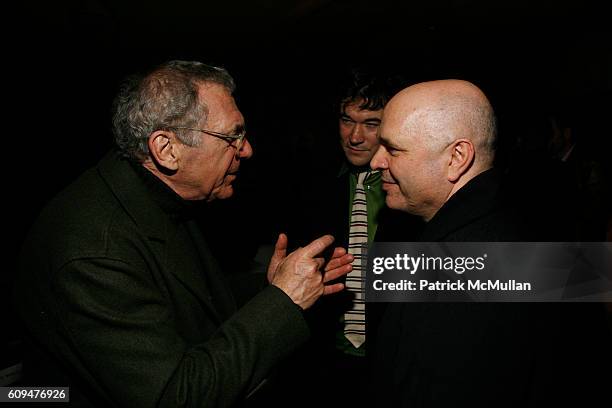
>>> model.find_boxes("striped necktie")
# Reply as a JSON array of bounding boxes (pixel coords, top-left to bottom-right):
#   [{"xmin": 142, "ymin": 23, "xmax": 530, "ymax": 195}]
[{"xmin": 344, "ymin": 171, "xmax": 370, "ymax": 348}]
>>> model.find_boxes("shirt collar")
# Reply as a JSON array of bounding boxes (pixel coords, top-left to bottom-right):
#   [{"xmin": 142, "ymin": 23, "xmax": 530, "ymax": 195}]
[
  {"xmin": 129, "ymin": 160, "xmax": 200, "ymax": 221},
  {"xmin": 337, "ymin": 160, "xmax": 378, "ymax": 178}
]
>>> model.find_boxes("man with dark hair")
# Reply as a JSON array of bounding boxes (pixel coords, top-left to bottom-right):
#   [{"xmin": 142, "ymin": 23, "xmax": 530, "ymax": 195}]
[
  {"xmin": 337, "ymin": 69, "xmax": 398, "ymax": 170},
  {"xmin": 329, "ymin": 69, "xmax": 407, "ymax": 357},
  {"xmin": 284, "ymin": 68, "xmax": 420, "ymax": 406},
  {"xmin": 14, "ymin": 60, "xmax": 354, "ymax": 407}
]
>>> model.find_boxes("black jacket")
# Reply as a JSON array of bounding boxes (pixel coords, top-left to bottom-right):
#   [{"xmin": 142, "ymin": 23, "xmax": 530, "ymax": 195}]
[
  {"xmin": 370, "ymin": 169, "xmax": 612, "ymax": 407},
  {"xmin": 14, "ymin": 151, "xmax": 309, "ymax": 407}
]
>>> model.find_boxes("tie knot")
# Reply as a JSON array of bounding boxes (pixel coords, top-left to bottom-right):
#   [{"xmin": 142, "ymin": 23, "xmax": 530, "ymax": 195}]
[{"xmin": 356, "ymin": 171, "xmax": 368, "ymax": 186}]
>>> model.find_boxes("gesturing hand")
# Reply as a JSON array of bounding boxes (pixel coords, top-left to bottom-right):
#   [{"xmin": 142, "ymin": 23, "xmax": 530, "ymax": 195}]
[{"xmin": 267, "ymin": 234, "xmax": 353, "ymax": 310}]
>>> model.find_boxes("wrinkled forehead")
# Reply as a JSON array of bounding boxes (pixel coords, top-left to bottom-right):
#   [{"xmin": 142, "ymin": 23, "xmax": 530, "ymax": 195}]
[{"xmin": 197, "ymin": 82, "xmax": 244, "ymax": 126}]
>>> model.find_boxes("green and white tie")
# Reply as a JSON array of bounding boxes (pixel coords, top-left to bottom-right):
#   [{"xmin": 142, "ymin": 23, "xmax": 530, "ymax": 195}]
[{"xmin": 344, "ymin": 171, "xmax": 370, "ymax": 348}]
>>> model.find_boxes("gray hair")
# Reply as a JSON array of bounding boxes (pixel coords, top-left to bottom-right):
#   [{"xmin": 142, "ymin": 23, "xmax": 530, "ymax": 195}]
[{"xmin": 112, "ymin": 60, "xmax": 236, "ymax": 161}]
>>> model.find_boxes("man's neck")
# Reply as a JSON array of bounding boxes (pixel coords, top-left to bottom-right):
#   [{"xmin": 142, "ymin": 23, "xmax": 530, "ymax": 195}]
[{"xmin": 141, "ymin": 160, "xmax": 197, "ymax": 201}]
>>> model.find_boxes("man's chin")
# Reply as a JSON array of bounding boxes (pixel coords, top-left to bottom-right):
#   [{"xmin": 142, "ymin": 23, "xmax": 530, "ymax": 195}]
[
  {"xmin": 209, "ymin": 185, "xmax": 234, "ymax": 202},
  {"xmin": 346, "ymin": 155, "xmax": 372, "ymax": 167},
  {"xmin": 385, "ymin": 195, "xmax": 399, "ymax": 209},
  {"xmin": 385, "ymin": 194, "xmax": 408, "ymax": 212}
]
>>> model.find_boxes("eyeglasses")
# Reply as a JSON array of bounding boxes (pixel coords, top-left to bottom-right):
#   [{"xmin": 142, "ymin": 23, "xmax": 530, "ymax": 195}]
[{"xmin": 168, "ymin": 126, "xmax": 247, "ymax": 157}]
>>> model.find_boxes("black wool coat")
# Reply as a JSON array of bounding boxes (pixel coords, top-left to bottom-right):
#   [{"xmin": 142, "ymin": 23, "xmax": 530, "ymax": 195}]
[
  {"xmin": 369, "ymin": 169, "xmax": 612, "ymax": 407},
  {"xmin": 15, "ymin": 151, "xmax": 309, "ymax": 407}
]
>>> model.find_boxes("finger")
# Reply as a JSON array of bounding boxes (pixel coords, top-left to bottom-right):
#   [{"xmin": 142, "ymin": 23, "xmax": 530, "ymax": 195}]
[
  {"xmin": 301, "ymin": 234, "xmax": 335, "ymax": 258},
  {"xmin": 323, "ymin": 263, "xmax": 352, "ymax": 283},
  {"xmin": 330, "ymin": 247, "xmax": 346, "ymax": 259},
  {"xmin": 323, "ymin": 282, "xmax": 345, "ymax": 296},
  {"xmin": 325, "ymin": 253, "xmax": 354, "ymax": 271}
]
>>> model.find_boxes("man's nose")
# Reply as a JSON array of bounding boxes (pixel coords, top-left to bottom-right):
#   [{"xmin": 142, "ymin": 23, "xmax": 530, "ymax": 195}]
[
  {"xmin": 349, "ymin": 125, "xmax": 365, "ymax": 145},
  {"xmin": 370, "ymin": 145, "xmax": 386, "ymax": 170},
  {"xmin": 239, "ymin": 138, "xmax": 253, "ymax": 159}
]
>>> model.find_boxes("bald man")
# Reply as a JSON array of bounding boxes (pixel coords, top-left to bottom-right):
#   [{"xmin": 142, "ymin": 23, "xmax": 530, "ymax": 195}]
[
  {"xmin": 368, "ymin": 80, "xmax": 612, "ymax": 407},
  {"xmin": 371, "ymin": 79, "xmax": 499, "ymax": 228}
]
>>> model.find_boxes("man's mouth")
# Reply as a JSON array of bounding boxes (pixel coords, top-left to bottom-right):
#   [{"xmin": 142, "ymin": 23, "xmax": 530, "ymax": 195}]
[{"xmin": 225, "ymin": 174, "xmax": 238, "ymax": 183}]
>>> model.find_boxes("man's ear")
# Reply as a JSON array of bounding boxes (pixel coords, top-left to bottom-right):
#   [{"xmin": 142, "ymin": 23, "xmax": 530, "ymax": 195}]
[
  {"xmin": 446, "ymin": 138, "xmax": 475, "ymax": 183},
  {"xmin": 148, "ymin": 130, "xmax": 180, "ymax": 171}
]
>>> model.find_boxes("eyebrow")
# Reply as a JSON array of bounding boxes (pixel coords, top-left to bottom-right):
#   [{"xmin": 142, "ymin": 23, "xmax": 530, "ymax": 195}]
[
  {"xmin": 340, "ymin": 113, "xmax": 382, "ymax": 124},
  {"xmin": 230, "ymin": 123, "xmax": 246, "ymax": 135},
  {"xmin": 379, "ymin": 135, "xmax": 404, "ymax": 150}
]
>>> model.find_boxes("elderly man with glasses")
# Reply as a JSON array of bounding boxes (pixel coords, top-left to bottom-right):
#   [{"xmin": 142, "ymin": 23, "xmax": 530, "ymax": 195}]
[{"xmin": 15, "ymin": 60, "xmax": 353, "ymax": 407}]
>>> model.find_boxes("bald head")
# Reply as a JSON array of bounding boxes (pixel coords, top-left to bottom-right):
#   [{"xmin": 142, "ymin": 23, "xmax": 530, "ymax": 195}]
[
  {"xmin": 385, "ymin": 80, "xmax": 496, "ymax": 168},
  {"xmin": 371, "ymin": 80, "xmax": 498, "ymax": 220}
]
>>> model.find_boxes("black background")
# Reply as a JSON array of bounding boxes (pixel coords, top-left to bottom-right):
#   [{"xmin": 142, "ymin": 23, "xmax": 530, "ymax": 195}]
[{"xmin": 4, "ymin": 0, "xmax": 611, "ymax": 370}]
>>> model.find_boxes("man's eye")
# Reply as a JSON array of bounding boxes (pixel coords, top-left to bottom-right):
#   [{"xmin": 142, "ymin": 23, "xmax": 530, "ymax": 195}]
[
  {"xmin": 340, "ymin": 118, "xmax": 354, "ymax": 124},
  {"xmin": 365, "ymin": 123, "xmax": 379, "ymax": 129}
]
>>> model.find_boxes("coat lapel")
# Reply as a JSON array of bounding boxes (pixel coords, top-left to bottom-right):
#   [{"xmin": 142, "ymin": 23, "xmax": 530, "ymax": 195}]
[
  {"xmin": 97, "ymin": 151, "xmax": 229, "ymax": 324},
  {"xmin": 162, "ymin": 222, "xmax": 226, "ymax": 324},
  {"xmin": 186, "ymin": 221, "xmax": 237, "ymax": 321}
]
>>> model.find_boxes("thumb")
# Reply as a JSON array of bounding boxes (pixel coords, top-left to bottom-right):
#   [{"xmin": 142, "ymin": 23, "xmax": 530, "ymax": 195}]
[
  {"xmin": 272, "ymin": 233, "xmax": 288, "ymax": 260},
  {"xmin": 267, "ymin": 233, "xmax": 288, "ymax": 282}
]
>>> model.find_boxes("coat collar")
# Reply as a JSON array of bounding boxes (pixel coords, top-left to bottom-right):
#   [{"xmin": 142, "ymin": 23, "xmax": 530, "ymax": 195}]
[
  {"xmin": 96, "ymin": 150, "xmax": 171, "ymax": 241},
  {"xmin": 96, "ymin": 150, "xmax": 233, "ymax": 322},
  {"xmin": 421, "ymin": 168, "xmax": 501, "ymax": 241}
]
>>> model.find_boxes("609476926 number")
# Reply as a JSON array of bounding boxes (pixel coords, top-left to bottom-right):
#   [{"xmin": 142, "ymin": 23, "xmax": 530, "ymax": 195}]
[{"xmin": 1, "ymin": 387, "xmax": 69, "ymax": 402}]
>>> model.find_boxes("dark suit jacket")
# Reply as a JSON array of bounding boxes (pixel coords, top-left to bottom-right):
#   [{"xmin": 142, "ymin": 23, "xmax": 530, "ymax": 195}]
[
  {"xmin": 14, "ymin": 151, "xmax": 309, "ymax": 407},
  {"xmin": 370, "ymin": 169, "xmax": 612, "ymax": 407}
]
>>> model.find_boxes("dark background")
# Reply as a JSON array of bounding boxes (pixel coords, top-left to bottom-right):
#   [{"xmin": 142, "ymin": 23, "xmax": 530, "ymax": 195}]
[{"xmin": 4, "ymin": 0, "xmax": 611, "ymax": 380}]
